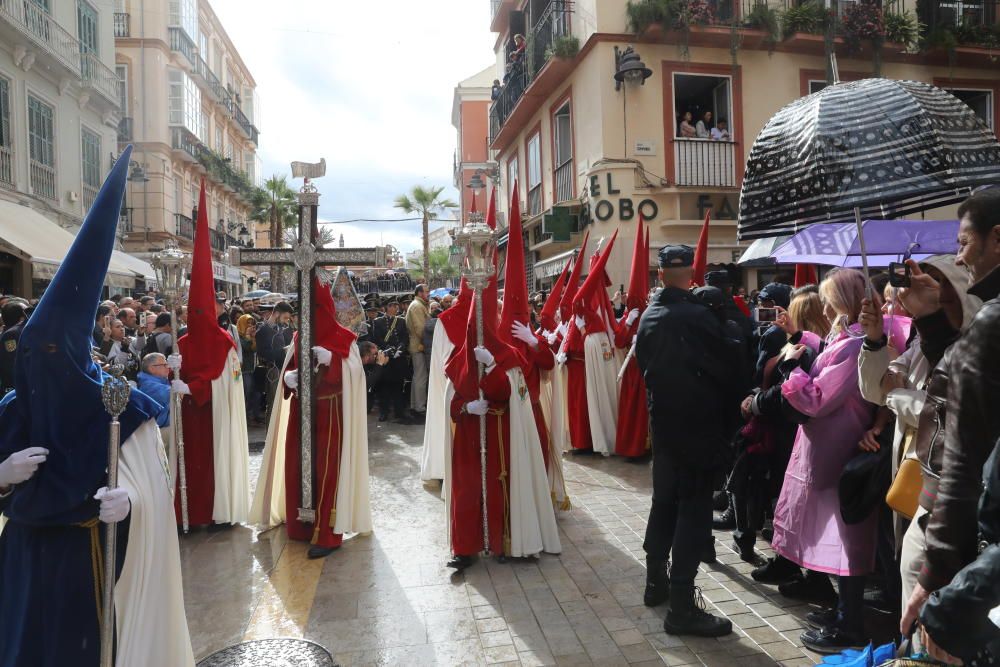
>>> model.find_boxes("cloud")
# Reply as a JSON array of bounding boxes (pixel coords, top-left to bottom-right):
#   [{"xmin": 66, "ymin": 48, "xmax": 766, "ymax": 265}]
[{"xmin": 209, "ymin": 0, "xmax": 495, "ymax": 252}]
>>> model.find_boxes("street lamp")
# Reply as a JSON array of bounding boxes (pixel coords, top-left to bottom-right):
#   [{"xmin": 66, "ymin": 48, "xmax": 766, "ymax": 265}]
[
  {"xmin": 150, "ymin": 241, "xmax": 192, "ymax": 533},
  {"xmin": 614, "ymin": 46, "xmax": 652, "ymax": 91},
  {"xmin": 467, "ymin": 172, "xmax": 486, "ymax": 215}
]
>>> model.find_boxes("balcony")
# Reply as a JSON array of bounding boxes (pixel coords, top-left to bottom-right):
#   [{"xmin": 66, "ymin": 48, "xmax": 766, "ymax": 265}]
[
  {"xmin": 168, "ymin": 26, "xmax": 196, "ymax": 66},
  {"xmin": 117, "ymin": 117, "xmax": 133, "ymax": 143},
  {"xmin": 119, "ymin": 207, "xmax": 133, "ymax": 234},
  {"xmin": 175, "ymin": 213, "xmax": 194, "ymax": 240},
  {"xmin": 232, "ymin": 103, "xmax": 253, "ymax": 140},
  {"xmin": 673, "ymin": 139, "xmax": 737, "ymax": 188},
  {"xmin": 554, "ymin": 160, "xmax": 573, "ymax": 203},
  {"xmin": 0, "ymin": 0, "xmax": 82, "ymax": 78},
  {"xmin": 29, "ymin": 159, "xmax": 56, "ymax": 200},
  {"xmin": 80, "ymin": 52, "xmax": 121, "ymax": 107},
  {"xmin": 0, "ymin": 145, "xmax": 12, "ymax": 189},
  {"xmin": 82, "ymin": 184, "xmax": 98, "ymax": 214},
  {"xmin": 171, "ymin": 127, "xmax": 201, "ymax": 163},
  {"xmin": 113, "ymin": 12, "xmax": 129, "ymax": 38}
]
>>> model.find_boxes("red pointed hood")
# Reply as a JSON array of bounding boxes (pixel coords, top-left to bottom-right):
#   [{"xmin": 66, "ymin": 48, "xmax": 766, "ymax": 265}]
[
  {"xmin": 445, "ymin": 275, "xmax": 520, "ymax": 400},
  {"xmin": 178, "ymin": 180, "xmax": 235, "ymax": 384},
  {"xmin": 626, "ymin": 215, "xmax": 649, "ymax": 312},
  {"xmin": 499, "ymin": 182, "xmax": 530, "ymax": 343},
  {"xmin": 691, "ymin": 210, "xmax": 711, "ymax": 287},
  {"xmin": 574, "ymin": 230, "xmax": 619, "ymax": 333},
  {"xmin": 538, "ymin": 259, "xmax": 571, "ymax": 332},
  {"xmin": 298, "ymin": 275, "xmax": 355, "ymax": 361},
  {"xmin": 439, "ymin": 277, "xmax": 472, "ymax": 347},
  {"xmin": 485, "ymin": 186, "xmax": 497, "ymax": 230},
  {"xmin": 558, "ymin": 230, "xmax": 590, "ymax": 323}
]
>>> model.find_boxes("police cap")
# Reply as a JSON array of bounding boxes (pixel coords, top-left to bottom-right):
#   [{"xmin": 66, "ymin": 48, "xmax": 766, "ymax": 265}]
[
  {"xmin": 705, "ymin": 270, "xmax": 731, "ymax": 288},
  {"xmin": 658, "ymin": 244, "xmax": 694, "ymax": 268}
]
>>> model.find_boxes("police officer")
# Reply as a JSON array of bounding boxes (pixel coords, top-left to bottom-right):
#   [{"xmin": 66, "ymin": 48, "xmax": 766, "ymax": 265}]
[
  {"xmin": 0, "ymin": 302, "xmax": 27, "ymax": 395},
  {"xmin": 370, "ymin": 297, "xmax": 410, "ymax": 423},
  {"xmin": 635, "ymin": 245, "xmax": 741, "ymax": 638}
]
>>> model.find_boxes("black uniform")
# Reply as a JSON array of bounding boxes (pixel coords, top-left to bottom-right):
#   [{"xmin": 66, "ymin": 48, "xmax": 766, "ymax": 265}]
[
  {"xmin": 636, "ymin": 285, "xmax": 741, "ymax": 589},
  {"xmin": 370, "ymin": 313, "xmax": 409, "ymax": 420},
  {"xmin": 0, "ymin": 322, "xmax": 24, "ymax": 395}
]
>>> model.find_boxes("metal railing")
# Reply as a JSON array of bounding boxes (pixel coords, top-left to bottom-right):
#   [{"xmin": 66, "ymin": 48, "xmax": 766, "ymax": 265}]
[
  {"xmin": 175, "ymin": 213, "xmax": 194, "ymax": 239},
  {"xmin": 555, "ymin": 160, "xmax": 573, "ymax": 203},
  {"xmin": 170, "ymin": 127, "xmax": 200, "ymax": 161},
  {"xmin": 918, "ymin": 0, "xmax": 1000, "ymax": 34},
  {"xmin": 119, "ymin": 207, "xmax": 133, "ymax": 233},
  {"xmin": 194, "ymin": 55, "xmax": 224, "ymax": 101},
  {"xmin": 0, "ymin": 145, "xmax": 13, "ymax": 189},
  {"xmin": 82, "ymin": 184, "xmax": 98, "ymax": 213},
  {"xmin": 80, "ymin": 52, "xmax": 121, "ymax": 105},
  {"xmin": 117, "ymin": 117, "xmax": 133, "ymax": 143},
  {"xmin": 168, "ymin": 27, "xmax": 196, "ymax": 65},
  {"xmin": 527, "ymin": 185, "xmax": 542, "ymax": 216},
  {"xmin": 113, "ymin": 12, "xmax": 129, "ymax": 37},
  {"xmin": 0, "ymin": 0, "xmax": 83, "ymax": 76},
  {"xmin": 673, "ymin": 139, "xmax": 737, "ymax": 188},
  {"xmin": 490, "ymin": 66, "xmax": 529, "ymax": 144},
  {"xmin": 232, "ymin": 103, "xmax": 253, "ymax": 139},
  {"xmin": 29, "ymin": 159, "xmax": 56, "ymax": 200}
]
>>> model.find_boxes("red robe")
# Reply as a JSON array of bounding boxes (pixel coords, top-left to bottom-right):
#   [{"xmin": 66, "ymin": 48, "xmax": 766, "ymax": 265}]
[
  {"xmin": 563, "ymin": 324, "xmax": 592, "ymax": 452},
  {"xmin": 449, "ymin": 366, "xmax": 512, "ymax": 557},
  {"xmin": 613, "ymin": 316, "xmax": 649, "ymax": 457},
  {"xmin": 284, "ymin": 352, "xmax": 345, "ymax": 549},
  {"xmin": 176, "ymin": 370, "xmax": 217, "ymax": 526}
]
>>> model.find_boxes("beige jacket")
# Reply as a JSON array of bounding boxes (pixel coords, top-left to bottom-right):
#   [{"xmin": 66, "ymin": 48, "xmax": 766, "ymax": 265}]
[{"xmin": 405, "ymin": 297, "xmax": 429, "ymax": 354}]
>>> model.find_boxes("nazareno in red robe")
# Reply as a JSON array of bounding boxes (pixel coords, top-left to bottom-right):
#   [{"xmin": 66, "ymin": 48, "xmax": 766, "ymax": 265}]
[{"xmin": 613, "ymin": 315, "xmax": 649, "ymax": 457}]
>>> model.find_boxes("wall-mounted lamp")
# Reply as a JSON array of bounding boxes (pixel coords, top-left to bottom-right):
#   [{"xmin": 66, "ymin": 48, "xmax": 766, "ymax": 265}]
[{"xmin": 614, "ymin": 46, "xmax": 652, "ymax": 92}]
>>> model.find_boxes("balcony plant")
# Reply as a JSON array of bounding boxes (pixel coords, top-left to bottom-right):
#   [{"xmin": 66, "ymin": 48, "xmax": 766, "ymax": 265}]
[
  {"xmin": 626, "ymin": 0, "xmax": 676, "ymax": 34},
  {"xmin": 780, "ymin": 1, "xmax": 831, "ymax": 39},
  {"xmin": 841, "ymin": 0, "xmax": 886, "ymax": 72},
  {"xmin": 545, "ymin": 35, "xmax": 580, "ymax": 59},
  {"xmin": 747, "ymin": 2, "xmax": 781, "ymax": 52},
  {"xmin": 884, "ymin": 9, "xmax": 923, "ymax": 51}
]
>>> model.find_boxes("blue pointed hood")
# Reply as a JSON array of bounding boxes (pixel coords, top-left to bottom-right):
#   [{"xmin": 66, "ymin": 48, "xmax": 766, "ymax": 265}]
[{"xmin": 1, "ymin": 145, "xmax": 158, "ymax": 525}]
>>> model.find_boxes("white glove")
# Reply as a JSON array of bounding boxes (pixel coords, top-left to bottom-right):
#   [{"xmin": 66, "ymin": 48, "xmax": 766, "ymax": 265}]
[
  {"xmin": 466, "ymin": 400, "xmax": 489, "ymax": 416},
  {"xmin": 574, "ymin": 315, "xmax": 586, "ymax": 331},
  {"xmin": 95, "ymin": 487, "xmax": 130, "ymax": 523},
  {"xmin": 393, "ymin": 349, "xmax": 403, "ymax": 359},
  {"xmin": 626, "ymin": 309, "xmax": 640, "ymax": 326},
  {"xmin": 166, "ymin": 353, "xmax": 182, "ymax": 372},
  {"xmin": 171, "ymin": 379, "xmax": 191, "ymax": 396},
  {"xmin": 283, "ymin": 369, "xmax": 299, "ymax": 390},
  {"xmin": 0, "ymin": 447, "xmax": 49, "ymax": 487},
  {"xmin": 557, "ymin": 322, "xmax": 568, "ymax": 338},
  {"xmin": 312, "ymin": 346, "xmax": 333, "ymax": 368},
  {"xmin": 511, "ymin": 322, "xmax": 538, "ymax": 349},
  {"xmin": 545, "ymin": 330, "xmax": 558, "ymax": 346},
  {"xmin": 555, "ymin": 352, "xmax": 568, "ymax": 365},
  {"xmin": 474, "ymin": 346, "xmax": 495, "ymax": 367}
]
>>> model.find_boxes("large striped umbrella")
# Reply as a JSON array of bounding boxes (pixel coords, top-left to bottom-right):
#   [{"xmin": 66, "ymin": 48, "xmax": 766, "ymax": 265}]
[{"xmin": 738, "ymin": 79, "xmax": 1000, "ymax": 241}]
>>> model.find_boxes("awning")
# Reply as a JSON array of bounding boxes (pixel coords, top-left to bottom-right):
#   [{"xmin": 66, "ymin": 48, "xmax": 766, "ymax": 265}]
[
  {"xmin": 213, "ymin": 261, "xmax": 243, "ymax": 285},
  {"xmin": 0, "ymin": 199, "xmax": 142, "ymax": 288},
  {"xmin": 111, "ymin": 251, "xmax": 158, "ymax": 288},
  {"xmin": 532, "ymin": 248, "xmax": 577, "ymax": 281}
]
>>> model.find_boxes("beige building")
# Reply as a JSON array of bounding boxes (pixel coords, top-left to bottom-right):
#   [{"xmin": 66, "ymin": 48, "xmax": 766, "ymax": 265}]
[
  {"xmin": 486, "ymin": 0, "xmax": 1000, "ymax": 291},
  {"xmin": 0, "ymin": 0, "xmax": 142, "ymax": 296},
  {"xmin": 115, "ymin": 0, "xmax": 262, "ymax": 296}
]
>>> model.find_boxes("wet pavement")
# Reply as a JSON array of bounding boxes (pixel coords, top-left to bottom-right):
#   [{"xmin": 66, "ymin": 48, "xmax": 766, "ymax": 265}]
[{"xmin": 179, "ymin": 417, "xmax": 877, "ymax": 666}]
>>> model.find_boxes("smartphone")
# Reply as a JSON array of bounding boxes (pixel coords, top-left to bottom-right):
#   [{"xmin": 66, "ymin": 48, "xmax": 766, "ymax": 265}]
[
  {"xmin": 139, "ymin": 311, "xmax": 147, "ymax": 329},
  {"xmin": 888, "ymin": 261, "xmax": 911, "ymax": 288},
  {"xmin": 757, "ymin": 307, "xmax": 777, "ymax": 323}
]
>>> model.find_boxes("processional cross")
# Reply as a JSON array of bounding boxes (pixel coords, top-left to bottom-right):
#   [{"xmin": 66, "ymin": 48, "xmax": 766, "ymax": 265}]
[{"xmin": 234, "ymin": 159, "xmax": 384, "ymax": 522}]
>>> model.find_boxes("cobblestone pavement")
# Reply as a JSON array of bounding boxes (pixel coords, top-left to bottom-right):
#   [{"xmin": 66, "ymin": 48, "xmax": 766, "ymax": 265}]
[{"xmin": 179, "ymin": 417, "xmax": 867, "ymax": 666}]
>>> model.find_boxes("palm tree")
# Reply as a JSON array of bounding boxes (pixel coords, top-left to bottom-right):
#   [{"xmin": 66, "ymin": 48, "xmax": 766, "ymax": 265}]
[
  {"xmin": 250, "ymin": 175, "xmax": 297, "ymax": 292},
  {"xmin": 406, "ymin": 247, "xmax": 458, "ymax": 288},
  {"xmin": 393, "ymin": 186, "xmax": 457, "ymax": 285}
]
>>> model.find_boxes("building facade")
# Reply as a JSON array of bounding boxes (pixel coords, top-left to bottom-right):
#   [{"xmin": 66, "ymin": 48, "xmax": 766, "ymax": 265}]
[
  {"xmin": 453, "ymin": 65, "xmax": 499, "ymax": 221},
  {"xmin": 115, "ymin": 0, "xmax": 262, "ymax": 297},
  {"xmin": 0, "ymin": 0, "xmax": 133, "ymax": 296},
  {"xmin": 485, "ymin": 0, "xmax": 1000, "ymax": 291}
]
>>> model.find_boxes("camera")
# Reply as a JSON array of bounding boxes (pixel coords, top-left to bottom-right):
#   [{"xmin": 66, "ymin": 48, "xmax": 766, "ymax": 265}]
[
  {"xmin": 757, "ymin": 307, "xmax": 777, "ymax": 323},
  {"xmin": 888, "ymin": 261, "xmax": 911, "ymax": 288}
]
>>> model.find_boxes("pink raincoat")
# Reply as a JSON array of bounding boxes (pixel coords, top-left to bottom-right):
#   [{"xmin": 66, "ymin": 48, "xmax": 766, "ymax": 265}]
[{"xmin": 772, "ymin": 329, "xmax": 878, "ymax": 577}]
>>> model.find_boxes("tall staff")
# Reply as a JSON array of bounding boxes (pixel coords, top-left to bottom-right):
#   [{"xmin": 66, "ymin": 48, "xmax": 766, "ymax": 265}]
[{"xmin": 100, "ymin": 366, "xmax": 131, "ymax": 667}]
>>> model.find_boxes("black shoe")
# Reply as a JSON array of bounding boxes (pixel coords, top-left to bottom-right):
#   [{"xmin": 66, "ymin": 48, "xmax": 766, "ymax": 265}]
[
  {"xmin": 663, "ymin": 586, "xmax": 732, "ymax": 637},
  {"xmin": 800, "ymin": 626, "xmax": 867, "ymax": 654},
  {"xmin": 307, "ymin": 545, "xmax": 339, "ymax": 559},
  {"xmin": 712, "ymin": 507, "xmax": 735, "ymax": 530},
  {"xmin": 207, "ymin": 522, "xmax": 234, "ymax": 533},
  {"xmin": 751, "ymin": 555, "xmax": 801, "ymax": 584},
  {"xmin": 805, "ymin": 608, "xmax": 838, "ymax": 630},
  {"xmin": 447, "ymin": 555, "xmax": 474, "ymax": 571},
  {"xmin": 700, "ymin": 539, "xmax": 717, "ymax": 565},
  {"xmin": 570, "ymin": 448, "xmax": 595, "ymax": 456},
  {"xmin": 734, "ymin": 542, "xmax": 763, "ymax": 565},
  {"xmin": 779, "ymin": 571, "xmax": 838, "ymax": 605},
  {"xmin": 761, "ymin": 527, "xmax": 774, "ymax": 542},
  {"xmin": 712, "ymin": 490, "xmax": 729, "ymax": 511},
  {"xmin": 625, "ymin": 453, "xmax": 651, "ymax": 464},
  {"xmin": 643, "ymin": 557, "xmax": 671, "ymax": 607}
]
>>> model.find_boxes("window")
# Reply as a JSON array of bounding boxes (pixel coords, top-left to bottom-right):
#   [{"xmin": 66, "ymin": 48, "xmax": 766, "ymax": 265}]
[
  {"xmin": 671, "ymin": 73, "xmax": 736, "ymax": 187},
  {"xmin": 527, "ymin": 132, "xmax": 542, "ymax": 215},
  {"xmin": 168, "ymin": 0, "xmax": 197, "ymax": 41},
  {"xmin": 116, "ymin": 64, "xmax": 128, "ymax": 114},
  {"xmin": 174, "ymin": 174, "xmax": 183, "ymax": 214},
  {"xmin": 0, "ymin": 78, "xmax": 12, "ymax": 187},
  {"xmin": 200, "ymin": 110, "xmax": 209, "ymax": 143},
  {"xmin": 199, "ymin": 31, "xmax": 209, "ymax": 59},
  {"xmin": 242, "ymin": 86, "xmax": 255, "ymax": 123},
  {"xmin": 167, "ymin": 69, "xmax": 200, "ymax": 135},
  {"xmin": 507, "ymin": 155, "xmax": 519, "ymax": 194},
  {"xmin": 945, "ymin": 88, "xmax": 993, "ymax": 128},
  {"xmin": 81, "ymin": 128, "xmax": 101, "ymax": 188},
  {"xmin": 28, "ymin": 96, "xmax": 54, "ymax": 167},
  {"xmin": 77, "ymin": 1, "xmax": 98, "ymax": 54},
  {"xmin": 808, "ymin": 80, "xmax": 827, "ymax": 95},
  {"xmin": 673, "ymin": 73, "xmax": 733, "ymax": 140},
  {"xmin": 553, "ymin": 102, "xmax": 573, "ymax": 203}
]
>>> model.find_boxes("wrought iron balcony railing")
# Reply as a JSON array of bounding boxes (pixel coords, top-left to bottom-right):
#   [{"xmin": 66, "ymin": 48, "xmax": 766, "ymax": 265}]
[
  {"xmin": 117, "ymin": 117, "xmax": 133, "ymax": 143},
  {"xmin": 555, "ymin": 160, "xmax": 574, "ymax": 203},
  {"xmin": 80, "ymin": 51, "xmax": 121, "ymax": 106},
  {"xmin": 29, "ymin": 159, "xmax": 56, "ymax": 200},
  {"xmin": 0, "ymin": 0, "xmax": 82, "ymax": 76},
  {"xmin": 673, "ymin": 139, "xmax": 737, "ymax": 188},
  {"xmin": 113, "ymin": 12, "xmax": 129, "ymax": 37},
  {"xmin": 168, "ymin": 26, "xmax": 196, "ymax": 65},
  {"xmin": 0, "ymin": 145, "xmax": 13, "ymax": 189},
  {"xmin": 175, "ymin": 213, "xmax": 194, "ymax": 240}
]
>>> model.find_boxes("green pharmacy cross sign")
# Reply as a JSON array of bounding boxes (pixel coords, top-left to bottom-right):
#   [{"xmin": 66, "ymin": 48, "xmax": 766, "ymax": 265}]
[{"xmin": 542, "ymin": 206, "xmax": 576, "ymax": 243}]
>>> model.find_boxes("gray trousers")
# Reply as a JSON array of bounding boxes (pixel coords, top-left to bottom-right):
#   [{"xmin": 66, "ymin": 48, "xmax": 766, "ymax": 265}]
[{"xmin": 410, "ymin": 350, "xmax": 428, "ymax": 412}]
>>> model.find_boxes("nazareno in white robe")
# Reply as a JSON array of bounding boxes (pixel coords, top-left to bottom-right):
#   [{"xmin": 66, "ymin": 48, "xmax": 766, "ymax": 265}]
[
  {"xmin": 209, "ymin": 350, "xmax": 251, "ymax": 524},
  {"xmin": 582, "ymin": 332, "xmax": 619, "ymax": 456},
  {"xmin": 420, "ymin": 320, "xmax": 453, "ymax": 482}
]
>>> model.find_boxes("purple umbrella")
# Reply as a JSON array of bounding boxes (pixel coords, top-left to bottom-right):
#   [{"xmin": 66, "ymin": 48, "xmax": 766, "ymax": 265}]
[{"xmin": 770, "ymin": 219, "xmax": 959, "ymax": 267}]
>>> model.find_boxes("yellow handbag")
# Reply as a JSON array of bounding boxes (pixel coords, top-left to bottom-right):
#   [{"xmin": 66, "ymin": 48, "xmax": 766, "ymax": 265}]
[{"xmin": 886, "ymin": 430, "xmax": 922, "ymax": 519}]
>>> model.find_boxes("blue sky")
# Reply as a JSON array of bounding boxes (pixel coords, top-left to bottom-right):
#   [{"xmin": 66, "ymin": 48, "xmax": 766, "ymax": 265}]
[{"xmin": 210, "ymin": 0, "xmax": 497, "ymax": 252}]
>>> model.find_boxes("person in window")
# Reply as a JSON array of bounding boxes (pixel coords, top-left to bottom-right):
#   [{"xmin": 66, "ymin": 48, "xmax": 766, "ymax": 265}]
[
  {"xmin": 678, "ymin": 112, "xmax": 697, "ymax": 138},
  {"xmin": 696, "ymin": 111, "xmax": 714, "ymax": 139},
  {"xmin": 710, "ymin": 119, "xmax": 731, "ymax": 141},
  {"xmin": 491, "ymin": 79, "xmax": 502, "ymax": 101}
]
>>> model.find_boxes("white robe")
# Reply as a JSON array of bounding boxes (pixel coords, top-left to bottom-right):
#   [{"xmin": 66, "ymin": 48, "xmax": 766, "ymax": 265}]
[
  {"xmin": 249, "ymin": 346, "xmax": 294, "ymax": 528},
  {"xmin": 539, "ymin": 368, "xmax": 570, "ymax": 509},
  {"xmin": 420, "ymin": 320, "xmax": 453, "ymax": 481},
  {"xmin": 116, "ymin": 419, "xmax": 196, "ymax": 666},
  {"xmin": 210, "ymin": 351, "xmax": 251, "ymax": 524},
  {"xmin": 583, "ymin": 333, "xmax": 619, "ymax": 456},
  {"xmin": 548, "ymin": 361, "xmax": 571, "ymax": 454}
]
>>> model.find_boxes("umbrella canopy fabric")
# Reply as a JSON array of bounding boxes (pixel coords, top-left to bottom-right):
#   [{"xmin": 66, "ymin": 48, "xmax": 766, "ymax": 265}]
[
  {"xmin": 738, "ymin": 79, "xmax": 1000, "ymax": 240},
  {"xmin": 429, "ymin": 287, "xmax": 453, "ymax": 298},
  {"xmin": 770, "ymin": 219, "xmax": 959, "ymax": 267},
  {"xmin": 737, "ymin": 235, "xmax": 791, "ymax": 266}
]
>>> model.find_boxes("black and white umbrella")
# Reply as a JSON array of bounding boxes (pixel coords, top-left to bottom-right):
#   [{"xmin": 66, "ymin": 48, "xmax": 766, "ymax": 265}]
[{"xmin": 738, "ymin": 78, "xmax": 1000, "ymax": 242}]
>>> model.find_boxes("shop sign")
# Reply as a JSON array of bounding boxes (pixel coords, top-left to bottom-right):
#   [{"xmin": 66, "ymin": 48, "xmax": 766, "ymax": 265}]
[{"xmin": 580, "ymin": 172, "xmax": 660, "ymax": 227}]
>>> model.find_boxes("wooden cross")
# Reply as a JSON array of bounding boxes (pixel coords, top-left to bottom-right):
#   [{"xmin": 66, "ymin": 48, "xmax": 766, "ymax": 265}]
[{"xmin": 235, "ymin": 184, "xmax": 384, "ymax": 523}]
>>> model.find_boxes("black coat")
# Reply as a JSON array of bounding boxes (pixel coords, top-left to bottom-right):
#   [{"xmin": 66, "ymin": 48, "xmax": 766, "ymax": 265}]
[
  {"xmin": 370, "ymin": 315, "xmax": 409, "ymax": 382},
  {"xmin": 635, "ymin": 286, "xmax": 742, "ymax": 468}
]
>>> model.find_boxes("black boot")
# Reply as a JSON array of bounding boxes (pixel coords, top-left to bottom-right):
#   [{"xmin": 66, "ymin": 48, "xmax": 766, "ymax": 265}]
[
  {"xmin": 447, "ymin": 555, "xmax": 475, "ymax": 571},
  {"xmin": 663, "ymin": 586, "xmax": 732, "ymax": 637},
  {"xmin": 778, "ymin": 570, "xmax": 838, "ymax": 605},
  {"xmin": 712, "ymin": 507, "xmax": 735, "ymax": 530},
  {"xmin": 751, "ymin": 555, "xmax": 801, "ymax": 584},
  {"xmin": 700, "ymin": 537, "xmax": 717, "ymax": 564},
  {"xmin": 643, "ymin": 557, "xmax": 671, "ymax": 607}
]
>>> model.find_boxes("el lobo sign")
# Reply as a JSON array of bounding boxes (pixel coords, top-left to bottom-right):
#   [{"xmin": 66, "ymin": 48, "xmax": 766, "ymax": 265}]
[{"xmin": 580, "ymin": 172, "xmax": 659, "ymax": 226}]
